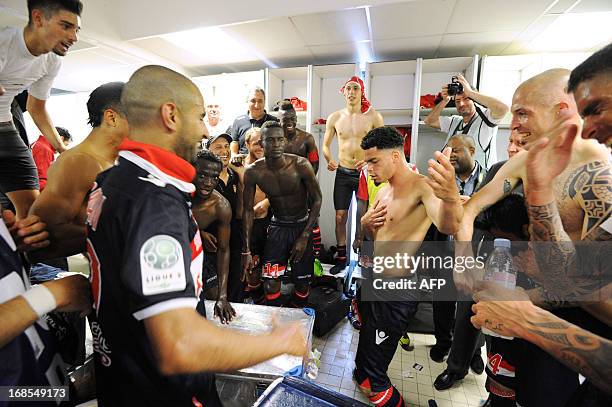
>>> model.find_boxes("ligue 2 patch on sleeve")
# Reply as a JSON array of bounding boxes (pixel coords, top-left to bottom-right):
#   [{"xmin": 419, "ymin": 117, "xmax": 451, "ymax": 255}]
[{"xmin": 140, "ymin": 235, "xmax": 186, "ymax": 295}]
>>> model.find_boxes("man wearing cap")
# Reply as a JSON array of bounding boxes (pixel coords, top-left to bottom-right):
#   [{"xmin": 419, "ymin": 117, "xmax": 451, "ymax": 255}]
[
  {"xmin": 28, "ymin": 82, "xmax": 128, "ymax": 262},
  {"xmin": 323, "ymin": 76, "xmax": 383, "ymax": 274},
  {"xmin": 206, "ymin": 132, "xmax": 245, "ymax": 302}
]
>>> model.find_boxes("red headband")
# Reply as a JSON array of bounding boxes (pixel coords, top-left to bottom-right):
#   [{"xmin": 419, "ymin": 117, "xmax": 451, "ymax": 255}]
[{"xmin": 340, "ymin": 76, "xmax": 371, "ymax": 114}]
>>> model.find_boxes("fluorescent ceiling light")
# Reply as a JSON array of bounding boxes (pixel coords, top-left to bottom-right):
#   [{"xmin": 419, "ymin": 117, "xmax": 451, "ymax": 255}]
[
  {"xmin": 529, "ymin": 12, "xmax": 612, "ymax": 52},
  {"xmin": 163, "ymin": 27, "xmax": 258, "ymax": 64}
]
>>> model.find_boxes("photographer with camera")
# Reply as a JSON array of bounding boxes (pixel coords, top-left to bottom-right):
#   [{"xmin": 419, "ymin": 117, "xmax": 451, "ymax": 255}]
[{"xmin": 424, "ymin": 74, "xmax": 509, "ymax": 169}]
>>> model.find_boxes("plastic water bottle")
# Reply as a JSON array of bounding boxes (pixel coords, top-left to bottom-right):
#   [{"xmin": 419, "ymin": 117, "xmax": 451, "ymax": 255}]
[{"xmin": 481, "ymin": 238, "xmax": 516, "ymax": 340}]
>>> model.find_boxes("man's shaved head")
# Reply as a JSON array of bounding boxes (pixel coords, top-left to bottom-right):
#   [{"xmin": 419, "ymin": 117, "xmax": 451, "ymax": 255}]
[
  {"xmin": 511, "ymin": 68, "xmax": 578, "ymax": 144},
  {"xmin": 121, "ymin": 65, "xmax": 201, "ymax": 129},
  {"xmin": 515, "ymin": 69, "xmax": 574, "ymax": 110}
]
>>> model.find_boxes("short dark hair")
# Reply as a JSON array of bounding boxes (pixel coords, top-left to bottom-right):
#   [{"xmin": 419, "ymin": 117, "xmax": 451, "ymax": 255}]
[
  {"xmin": 247, "ymin": 86, "xmax": 266, "ymax": 101},
  {"xmin": 87, "ymin": 82, "xmax": 125, "ymax": 128},
  {"xmin": 489, "ymin": 194, "xmax": 528, "ymax": 238},
  {"xmin": 568, "ymin": 43, "xmax": 612, "ymax": 93},
  {"xmin": 448, "ymin": 133, "xmax": 476, "ymax": 150},
  {"xmin": 260, "ymin": 120, "xmax": 283, "ymax": 135},
  {"xmin": 361, "ymin": 126, "xmax": 404, "ymax": 150},
  {"xmin": 28, "ymin": 0, "xmax": 83, "ymax": 24},
  {"xmin": 55, "ymin": 126, "xmax": 72, "ymax": 142},
  {"xmin": 277, "ymin": 100, "xmax": 295, "ymax": 112},
  {"xmin": 195, "ymin": 149, "xmax": 223, "ymax": 169}
]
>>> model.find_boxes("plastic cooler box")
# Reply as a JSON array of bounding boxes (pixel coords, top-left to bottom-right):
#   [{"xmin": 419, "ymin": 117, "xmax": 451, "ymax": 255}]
[
  {"xmin": 255, "ymin": 376, "xmax": 369, "ymax": 406},
  {"xmin": 204, "ymin": 301, "xmax": 315, "ymax": 406}
]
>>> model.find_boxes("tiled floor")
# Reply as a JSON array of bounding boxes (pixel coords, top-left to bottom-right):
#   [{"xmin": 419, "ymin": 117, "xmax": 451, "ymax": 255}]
[{"xmin": 312, "ymin": 319, "xmax": 489, "ymax": 407}]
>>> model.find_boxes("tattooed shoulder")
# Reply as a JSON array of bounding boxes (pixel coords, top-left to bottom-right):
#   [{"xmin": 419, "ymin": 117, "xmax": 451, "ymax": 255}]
[{"xmin": 568, "ymin": 161, "xmax": 612, "ymax": 238}]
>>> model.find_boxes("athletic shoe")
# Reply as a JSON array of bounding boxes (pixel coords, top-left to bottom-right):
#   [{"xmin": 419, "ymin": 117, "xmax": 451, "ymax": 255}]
[{"xmin": 399, "ymin": 334, "xmax": 414, "ymax": 351}]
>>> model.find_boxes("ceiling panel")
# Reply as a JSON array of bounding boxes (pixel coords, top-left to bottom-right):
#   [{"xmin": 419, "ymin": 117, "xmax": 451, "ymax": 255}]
[
  {"xmin": 309, "ymin": 42, "xmax": 358, "ymax": 60},
  {"xmin": 369, "ymin": 60, "xmax": 418, "ymax": 75},
  {"xmin": 547, "ymin": 0, "xmax": 582, "ymax": 14},
  {"xmin": 499, "ymin": 14, "xmax": 557, "ymax": 55},
  {"xmin": 269, "ymin": 67, "xmax": 309, "ymax": 80},
  {"xmin": 260, "ymin": 47, "xmax": 314, "ymax": 60},
  {"xmin": 374, "ymin": 36, "xmax": 443, "ymax": 60},
  {"xmin": 437, "ymin": 30, "xmax": 519, "ymax": 58},
  {"xmin": 370, "ymin": 0, "xmax": 456, "ymax": 40},
  {"xmin": 313, "ymin": 63, "xmax": 356, "ymax": 79},
  {"xmin": 291, "ymin": 8, "xmax": 369, "ymax": 46},
  {"xmin": 447, "ymin": 0, "xmax": 552, "ymax": 33},
  {"xmin": 223, "ymin": 18, "xmax": 307, "ymax": 51},
  {"xmin": 570, "ymin": 0, "xmax": 612, "ymax": 13}
]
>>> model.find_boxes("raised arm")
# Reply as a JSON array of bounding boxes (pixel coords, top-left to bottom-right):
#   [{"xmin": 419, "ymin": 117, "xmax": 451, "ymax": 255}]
[
  {"xmin": 459, "ymin": 153, "xmax": 524, "ymax": 240},
  {"xmin": 422, "ymin": 148, "xmax": 462, "ymax": 235},
  {"xmin": 423, "ymin": 94, "xmax": 450, "ymax": 130},
  {"xmin": 454, "ymin": 74, "xmax": 509, "ymax": 120}
]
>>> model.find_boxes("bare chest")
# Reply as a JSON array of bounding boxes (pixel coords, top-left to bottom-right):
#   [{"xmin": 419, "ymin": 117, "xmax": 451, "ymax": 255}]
[
  {"xmin": 284, "ymin": 136, "xmax": 307, "ymax": 157},
  {"xmin": 257, "ymin": 169, "xmax": 302, "ymax": 198},
  {"xmin": 377, "ymin": 189, "xmax": 428, "ymax": 239},
  {"xmin": 335, "ymin": 114, "xmax": 374, "ymax": 141}
]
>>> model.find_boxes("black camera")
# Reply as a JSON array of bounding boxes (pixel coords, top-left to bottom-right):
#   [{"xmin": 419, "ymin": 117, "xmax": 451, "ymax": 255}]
[{"xmin": 447, "ymin": 76, "xmax": 463, "ymax": 96}]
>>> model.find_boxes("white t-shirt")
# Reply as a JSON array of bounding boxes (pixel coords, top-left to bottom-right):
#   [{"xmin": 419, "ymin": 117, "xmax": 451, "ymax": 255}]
[
  {"xmin": 205, "ymin": 119, "xmax": 230, "ymax": 138},
  {"xmin": 439, "ymin": 108, "xmax": 499, "ymax": 169},
  {"xmin": 0, "ymin": 27, "xmax": 62, "ymax": 122}
]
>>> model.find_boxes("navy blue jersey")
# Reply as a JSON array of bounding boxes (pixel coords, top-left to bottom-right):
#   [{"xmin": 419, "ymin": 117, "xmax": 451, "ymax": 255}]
[
  {"xmin": 0, "ymin": 221, "xmax": 66, "ymax": 407},
  {"xmin": 86, "ymin": 140, "xmax": 219, "ymax": 406}
]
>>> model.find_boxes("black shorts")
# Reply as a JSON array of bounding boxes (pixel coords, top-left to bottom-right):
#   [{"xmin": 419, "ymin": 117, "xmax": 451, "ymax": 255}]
[
  {"xmin": 0, "ymin": 122, "xmax": 39, "ymax": 192},
  {"xmin": 202, "ymin": 251, "xmax": 218, "ymax": 291},
  {"xmin": 251, "ymin": 217, "xmax": 270, "ymax": 268},
  {"xmin": 261, "ymin": 216, "xmax": 313, "ymax": 283},
  {"xmin": 355, "ymin": 300, "xmax": 417, "ymax": 392},
  {"xmin": 333, "ymin": 166, "xmax": 359, "ymax": 210}
]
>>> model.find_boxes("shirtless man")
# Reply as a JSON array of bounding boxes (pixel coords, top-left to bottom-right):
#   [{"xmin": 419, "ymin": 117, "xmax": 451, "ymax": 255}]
[
  {"xmin": 278, "ymin": 100, "xmax": 319, "ymax": 174},
  {"xmin": 242, "ymin": 121, "xmax": 322, "ymax": 307},
  {"xmin": 355, "ymin": 126, "xmax": 461, "ymax": 407},
  {"xmin": 451, "ymin": 69, "xmax": 610, "ymax": 407},
  {"xmin": 323, "ymin": 76, "xmax": 384, "ymax": 273},
  {"xmin": 454, "ymin": 69, "xmax": 610, "ymax": 283},
  {"xmin": 234, "ymin": 127, "xmax": 269, "ymax": 303},
  {"xmin": 28, "ymin": 81, "xmax": 127, "ymax": 262},
  {"xmin": 192, "ymin": 149, "xmax": 235, "ymax": 323},
  {"xmin": 277, "ymin": 100, "xmax": 323, "ymax": 257}
]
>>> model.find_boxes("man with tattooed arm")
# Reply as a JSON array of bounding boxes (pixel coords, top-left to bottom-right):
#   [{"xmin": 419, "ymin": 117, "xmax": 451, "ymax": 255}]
[
  {"xmin": 471, "ymin": 45, "xmax": 612, "ymax": 404},
  {"xmin": 447, "ymin": 66, "xmax": 610, "ymax": 406}
]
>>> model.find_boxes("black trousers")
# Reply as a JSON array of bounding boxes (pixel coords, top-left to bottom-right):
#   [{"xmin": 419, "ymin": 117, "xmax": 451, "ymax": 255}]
[{"xmin": 432, "ymin": 245, "xmax": 484, "ymax": 376}]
